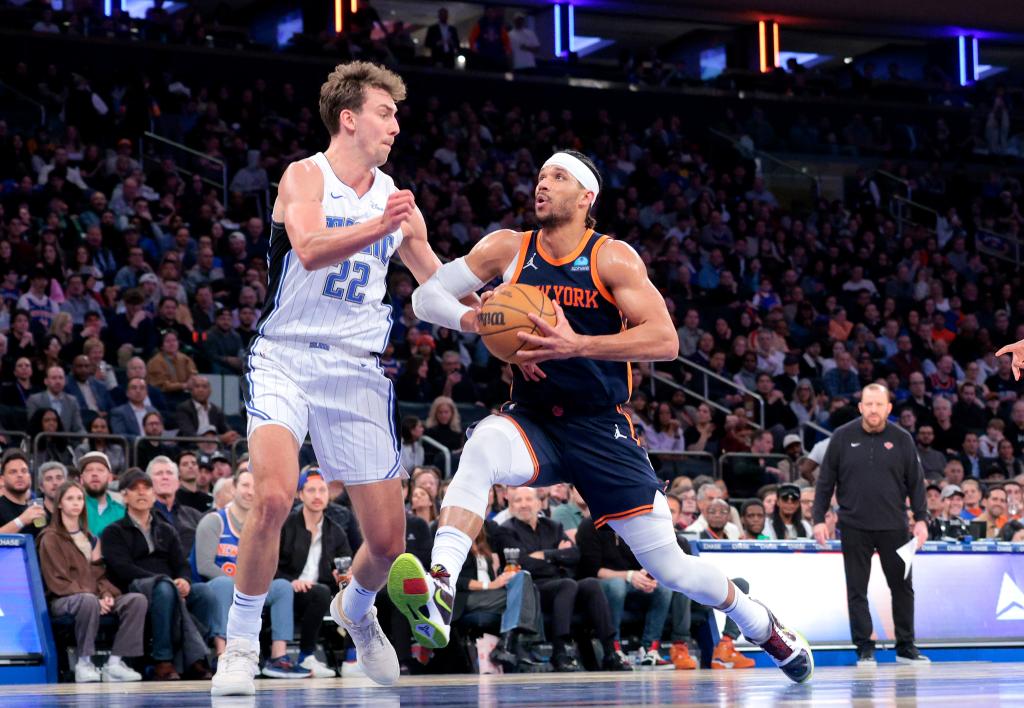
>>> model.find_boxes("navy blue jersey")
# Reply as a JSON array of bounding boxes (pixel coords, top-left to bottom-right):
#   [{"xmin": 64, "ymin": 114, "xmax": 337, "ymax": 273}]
[{"xmin": 508, "ymin": 228, "xmax": 630, "ymax": 410}]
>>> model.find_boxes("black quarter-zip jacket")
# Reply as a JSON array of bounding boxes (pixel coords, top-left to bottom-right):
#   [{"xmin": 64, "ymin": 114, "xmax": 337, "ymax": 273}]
[{"xmin": 813, "ymin": 418, "xmax": 927, "ymax": 531}]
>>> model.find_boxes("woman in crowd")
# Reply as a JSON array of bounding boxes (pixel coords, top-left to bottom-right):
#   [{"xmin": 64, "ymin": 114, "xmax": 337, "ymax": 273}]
[
  {"xmin": 395, "ymin": 355, "xmax": 433, "ymax": 403},
  {"xmin": 424, "ymin": 396, "xmax": 465, "ymax": 455},
  {"xmin": 29, "ymin": 406, "xmax": 75, "ymax": 470},
  {"xmin": 400, "ymin": 415, "xmax": 425, "ymax": 473},
  {"xmin": 764, "ymin": 483, "xmax": 812, "ymax": 539},
  {"xmin": 37, "ymin": 480, "xmax": 147, "ymax": 683},
  {"xmin": 409, "ymin": 485, "xmax": 437, "ymax": 525},
  {"xmin": 73, "ymin": 416, "xmax": 127, "ymax": 476}
]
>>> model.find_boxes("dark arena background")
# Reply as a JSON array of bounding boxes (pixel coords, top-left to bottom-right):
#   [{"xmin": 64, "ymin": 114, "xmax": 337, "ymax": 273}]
[{"xmin": 3, "ymin": 0, "xmax": 1024, "ymax": 705}]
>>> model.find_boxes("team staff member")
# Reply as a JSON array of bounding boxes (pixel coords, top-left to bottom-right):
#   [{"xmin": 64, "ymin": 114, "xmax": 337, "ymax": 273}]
[{"xmin": 812, "ymin": 383, "xmax": 930, "ymax": 666}]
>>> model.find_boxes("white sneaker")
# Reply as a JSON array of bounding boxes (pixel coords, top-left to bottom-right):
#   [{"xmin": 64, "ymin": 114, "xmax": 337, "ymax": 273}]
[
  {"xmin": 101, "ymin": 658, "xmax": 142, "ymax": 682},
  {"xmin": 299, "ymin": 654, "xmax": 337, "ymax": 678},
  {"xmin": 330, "ymin": 587, "xmax": 400, "ymax": 686},
  {"xmin": 341, "ymin": 660, "xmax": 366, "ymax": 678},
  {"xmin": 211, "ymin": 638, "xmax": 260, "ymax": 696},
  {"xmin": 75, "ymin": 661, "xmax": 101, "ymax": 683}
]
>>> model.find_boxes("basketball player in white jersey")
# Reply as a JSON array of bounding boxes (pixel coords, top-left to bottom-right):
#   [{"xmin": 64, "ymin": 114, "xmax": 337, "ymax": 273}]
[{"xmin": 212, "ymin": 62, "xmax": 467, "ymax": 695}]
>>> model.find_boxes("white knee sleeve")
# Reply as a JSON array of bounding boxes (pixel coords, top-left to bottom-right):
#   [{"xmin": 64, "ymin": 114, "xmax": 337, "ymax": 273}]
[
  {"xmin": 440, "ymin": 415, "xmax": 536, "ymax": 518},
  {"xmin": 610, "ymin": 492, "xmax": 730, "ymax": 607}
]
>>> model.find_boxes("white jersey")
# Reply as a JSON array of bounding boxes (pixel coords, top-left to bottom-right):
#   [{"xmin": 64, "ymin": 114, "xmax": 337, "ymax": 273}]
[{"xmin": 255, "ymin": 152, "xmax": 403, "ymax": 356}]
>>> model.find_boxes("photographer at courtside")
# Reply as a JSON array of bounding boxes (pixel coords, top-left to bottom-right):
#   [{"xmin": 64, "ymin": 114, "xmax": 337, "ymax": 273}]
[{"xmin": 812, "ymin": 383, "xmax": 930, "ymax": 666}]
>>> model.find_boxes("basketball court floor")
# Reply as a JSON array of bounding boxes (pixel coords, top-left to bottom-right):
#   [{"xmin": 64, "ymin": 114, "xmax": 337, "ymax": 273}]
[{"xmin": 3, "ymin": 663, "xmax": 1022, "ymax": 707}]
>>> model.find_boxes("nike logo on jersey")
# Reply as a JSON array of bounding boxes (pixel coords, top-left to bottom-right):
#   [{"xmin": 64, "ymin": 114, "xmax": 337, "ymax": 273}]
[
  {"xmin": 523, "ymin": 254, "xmax": 539, "ymax": 270},
  {"xmin": 850, "ymin": 442, "xmax": 861, "ymax": 447},
  {"xmin": 614, "ymin": 424, "xmax": 628, "ymax": 440},
  {"xmin": 330, "ymin": 192, "xmax": 344, "ymax": 199},
  {"xmin": 535, "ymin": 283, "xmax": 600, "ymax": 309}
]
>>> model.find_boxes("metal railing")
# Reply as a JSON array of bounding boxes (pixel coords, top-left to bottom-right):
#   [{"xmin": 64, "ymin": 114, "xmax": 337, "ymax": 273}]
[
  {"xmin": 892, "ymin": 195, "xmax": 941, "ymax": 239},
  {"xmin": 0, "ymin": 429, "xmax": 30, "ymax": 450},
  {"xmin": 33, "ymin": 431, "xmax": 130, "ymax": 468},
  {"xmin": 719, "ymin": 452, "xmax": 790, "ymax": 487},
  {"xmin": 421, "ymin": 435, "xmax": 452, "ymax": 479},
  {"xmin": 139, "ymin": 131, "xmax": 228, "ymax": 204},
  {"xmin": 708, "ymin": 127, "xmax": 819, "ymax": 203},
  {"xmin": 0, "ymin": 80, "xmax": 45, "ymax": 127},
  {"xmin": 648, "ymin": 449, "xmax": 718, "ymax": 480},
  {"xmin": 652, "ymin": 357, "xmax": 766, "ymax": 430},
  {"xmin": 799, "ymin": 419, "xmax": 832, "ymax": 442},
  {"xmin": 133, "ymin": 434, "xmax": 228, "ymax": 468}
]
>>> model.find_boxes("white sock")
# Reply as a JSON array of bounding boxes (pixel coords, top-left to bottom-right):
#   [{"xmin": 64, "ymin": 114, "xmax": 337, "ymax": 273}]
[
  {"xmin": 77, "ymin": 656, "xmax": 92, "ymax": 667},
  {"xmin": 431, "ymin": 526, "xmax": 473, "ymax": 589},
  {"xmin": 722, "ymin": 585, "xmax": 772, "ymax": 644},
  {"xmin": 227, "ymin": 588, "xmax": 267, "ymax": 644},
  {"xmin": 341, "ymin": 577, "xmax": 378, "ymax": 623},
  {"xmin": 107, "ymin": 655, "xmax": 121, "ymax": 666}
]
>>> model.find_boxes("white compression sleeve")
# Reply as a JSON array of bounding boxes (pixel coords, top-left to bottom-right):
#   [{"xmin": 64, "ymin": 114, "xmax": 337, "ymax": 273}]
[{"xmin": 411, "ymin": 257, "xmax": 485, "ymax": 331}]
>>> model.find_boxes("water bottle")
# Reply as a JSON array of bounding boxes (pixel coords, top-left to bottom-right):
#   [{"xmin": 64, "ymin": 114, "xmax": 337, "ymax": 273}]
[{"xmin": 334, "ymin": 556, "xmax": 352, "ymax": 587}]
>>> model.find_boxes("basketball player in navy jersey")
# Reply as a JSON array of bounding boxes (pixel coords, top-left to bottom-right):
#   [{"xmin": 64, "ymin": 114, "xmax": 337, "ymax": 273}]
[
  {"xmin": 389, "ymin": 150, "xmax": 813, "ymax": 681},
  {"xmin": 212, "ymin": 63, "xmax": 469, "ymax": 695}
]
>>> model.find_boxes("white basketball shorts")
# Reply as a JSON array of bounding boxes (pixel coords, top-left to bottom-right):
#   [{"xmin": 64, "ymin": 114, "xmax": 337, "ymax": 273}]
[{"xmin": 242, "ymin": 337, "xmax": 402, "ymax": 484}]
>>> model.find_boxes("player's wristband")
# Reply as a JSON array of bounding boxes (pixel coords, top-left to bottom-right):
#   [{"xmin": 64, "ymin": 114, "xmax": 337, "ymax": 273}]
[{"xmin": 13, "ymin": 517, "xmax": 25, "ymax": 530}]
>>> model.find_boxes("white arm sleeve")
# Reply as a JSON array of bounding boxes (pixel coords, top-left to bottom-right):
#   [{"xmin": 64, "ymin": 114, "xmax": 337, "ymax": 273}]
[{"xmin": 411, "ymin": 257, "xmax": 486, "ymax": 332}]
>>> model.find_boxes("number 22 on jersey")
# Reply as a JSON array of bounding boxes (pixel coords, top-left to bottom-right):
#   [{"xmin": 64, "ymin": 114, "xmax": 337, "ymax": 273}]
[{"xmin": 323, "ymin": 260, "xmax": 370, "ymax": 304}]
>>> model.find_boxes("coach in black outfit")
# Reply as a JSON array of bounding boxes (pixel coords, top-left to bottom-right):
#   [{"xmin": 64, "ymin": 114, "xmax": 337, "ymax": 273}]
[{"xmin": 813, "ymin": 383, "xmax": 930, "ymax": 666}]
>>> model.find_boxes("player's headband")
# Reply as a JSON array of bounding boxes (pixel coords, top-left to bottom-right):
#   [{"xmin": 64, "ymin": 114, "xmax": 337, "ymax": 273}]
[{"xmin": 542, "ymin": 152, "xmax": 600, "ymax": 203}]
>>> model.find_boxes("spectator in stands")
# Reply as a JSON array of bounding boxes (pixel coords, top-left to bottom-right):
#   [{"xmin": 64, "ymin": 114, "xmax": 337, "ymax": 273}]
[
  {"xmin": 212, "ymin": 478, "xmax": 234, "ymax": 510},
  {"xmin": 931, "ymin": 397, "xmax": 965, "ymax": 457},
  {"xmin": 193, "ymin": 468, "xmax": 305, "ymax": 677},
  {"xmin": 108, "ymin": 289, "xmax": 157, "ymax": 360},
  {"xmin": 740, "ymin": 500, "xmax": 768, "ymax": 540},
  {"xmin": 698, "ymin": 499, "xmax": 735, "ymax": 541},
  {"xmin": 974, "ymin": 486, "xmax": 1009, "ymax": 539},
  {"xmin": 954, "ymin": 382, "xmax": 990, "ymax": 434},
  {"xmin": 38, "ymin": 480, "xmax": 146, "ymax": 683},
  {"xmin": 136, "ymin": 412, "xmax": 180, "ymax": 470},
  {"xmin": 992, "ymin": 439, "xmax": 1024, "ymax": 479},
  {"xmin": 0, "ymin": 449, "xmax": 47, "ymax": 535},
  {"xmin": 468, "ymin": 6, "xmax": 511, "ymax": 71},
  {"xmin": 400, "ymin": 416, "xmax": 425, "ymax": 473},
  {"xmin": 146, "ymin": 330, "xmax": 198, "ymax": 406},
  {"xmin": 74, "ymin": 416, "xmax": 127, "ymax": 476},
  {"xmin": 550, "ymin": 485, "xmax": 588, "ymax": 542},
  {"xmin": 27, "ymin": 405, "xmax": 76, "ymax": 470},
  {"xmin": 80, "ymin": 451, "xmax": 125, "ymax": 538},
  {"xmin": 685, "ymin": 483, "xmax": 740, "ymax": 539},
  {"xmin": 507, "ymin": 14, "xmax": 540, "ymax": 72},
  {"xmin": 800, "ymin": 487, "xmax": 816, "ymax": 521},
  {"xmin": 277, "ymin": 469, "xmax": 354, "ymax": 678},
  {"xmin": 37, "ymin": 461, "xmax": 67, "ymax": 522},
  {"xmin": 724, "ymin": 430, "xmax": 782, "ymax": 498},
  {"xmin": 60, "ymin": 274, "xmax": 105, "ymax": 326},
  {"xmin": 433, "ymin": 350, "xmax": 480, "ymax": 404},
  {"xmin": 409, "ymin": 485, "xmax": 437, "ymax": 524},
  {"xmin": 501, "ymin": 486, "xmax": 629, "ymax": 672},
  {"xmin": 65, "ymin": 355, "xmax": 114, "ymax": 425},
  {"xmin": 149, "ymin": 455, "xmax": 202, "ymax": 554},
  {"xmin": 110, "ymin": 377, "xmax": 157, "ymax": 439},
  {"xmin": 424, "ymin": 396, "xmax": 465, "ymax": 455},
  {"xmin": 174, "ymin": 375, "xmax": 240, "ymax": 446},
  {"xmin": 0, "ymin": 356, "xmax": 40, "ymax": 411},
  {"xmin": 176, "ymin": 450, "xmax": 213, "ymax": 512},
  {"xmin": 960, "ymin": 478, "xmax": 983, "ymax": 520},
  {"xmin": 980, "ymin": 419, "xmax": 1006, "ymax": 459},
  {"xmin": 915, "ymin": 426, "xmax": 947, "ymax": 480},
  {"xmin": 101, "ymin": 469, "xmax": 215, "ymax": 681},
  {"xmin": 27, "ymin": 364, "xmax": 85, "ymax": 433},
  {"xmin": 929, "ymin": 485, "xmax": 968, "ymax": 541},
  {"xmin": 765, "ymin": 483, "xmax": 811, "ymax": 539},
  {"xmin": 957, "ymin": 432, "xmax": 990, "ymax": 480},
  {"xmin": 646, "ymin": 402, "xmax": 686, "ymax": 451},
  {"xmin": 822, "ymin": 350, "xmax": 860, "ymax": 402},
  {"xmin": 18, "ymin": 269, "xmax": 59, "ymax": 333},
  {"xmin": 204, "ymin": 306, "xmax": 243, "ymax": 375},
  {"xmin": 425, "ymin": 7, "xmax": 459, "ymax": 68},
  {"xmin": 84, "ymin": 339, "xmax": 119, "ymax": 394},
  {"xmin": 577, "ymin": 513, "xmax": 672, "ymax": 668},
  {"xmin": 395, "ymin": 355, "xmax": 433, "ymax": 403}
]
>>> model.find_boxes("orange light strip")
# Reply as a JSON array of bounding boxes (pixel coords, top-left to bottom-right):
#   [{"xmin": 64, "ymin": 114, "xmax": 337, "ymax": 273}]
[
  {"xmin": 758, "ymin": 20, "xmax": 767, "ymax": 73},
  {"xmin": 351, "ymin": 0, "xmax": 357, "ymax": 12},
  {"xmin": 772, "ymin": 22, "xmax": 780, "ymax": 69},
  {"xmin": 335, "ymin": 0, "xmax": 342, "ymax": 32}
]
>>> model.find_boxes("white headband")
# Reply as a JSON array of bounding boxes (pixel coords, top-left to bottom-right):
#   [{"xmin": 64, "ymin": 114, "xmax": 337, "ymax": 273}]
[{"xmin": 542, "ymin": 152, "xmax": 600, "ymax": 203}]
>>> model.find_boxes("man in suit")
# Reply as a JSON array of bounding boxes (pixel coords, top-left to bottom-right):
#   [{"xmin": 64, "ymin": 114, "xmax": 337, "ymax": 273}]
[
  {"xmin": 425, "ymin": 7, "xmax": 459, "ymax": 68},
  {"xmin": 65, "ymin": 355, "xmax": 114, "ymax": 424},
  {"xmin": 175, "ymin": 375, "xmax": 240, "ymax": 446},
  {"xmin": 112, "ymin": 357, "xmax": 167, "ymax": 411},
  {"xmin": 110, "ymin": 377, "xmax": 157, "ymax": 439},
  {"xmin": 27, "ymin": 365, "xmax": 85, "ymax": 433}
]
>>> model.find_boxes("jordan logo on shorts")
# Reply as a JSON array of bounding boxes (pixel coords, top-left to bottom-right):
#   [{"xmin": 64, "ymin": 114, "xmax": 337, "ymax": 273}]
[
  {"xmin": 523, "ymin": 253, "xmax": 539, "ymax": 270},
  {"xmin": 613, "ymin": 424, "xmax": 628, "ymax": 440}
]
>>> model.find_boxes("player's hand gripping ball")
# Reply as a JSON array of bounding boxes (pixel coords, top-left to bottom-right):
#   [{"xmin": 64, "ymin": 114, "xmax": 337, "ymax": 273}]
[{"xmin": 477, "ymin": 284, "xmax": 556, "ymax": 364}]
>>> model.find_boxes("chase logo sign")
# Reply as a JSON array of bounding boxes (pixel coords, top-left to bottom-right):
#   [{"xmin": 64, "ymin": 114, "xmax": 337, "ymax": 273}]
[
  {"xmin": 571, "ymin": 256, "xmax": 590, "ymax": 272},
  {"xmin": 996, "ymin": 573, "xmax": 1024, "ymax": 620}
]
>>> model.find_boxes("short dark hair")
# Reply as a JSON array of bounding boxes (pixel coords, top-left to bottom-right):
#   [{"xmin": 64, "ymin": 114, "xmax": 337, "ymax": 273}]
[{"xmin": 1, "ymin": 448, "xmax": 29, "ymax": 475}]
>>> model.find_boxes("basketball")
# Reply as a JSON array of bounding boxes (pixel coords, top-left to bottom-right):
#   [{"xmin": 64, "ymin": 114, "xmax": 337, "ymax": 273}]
[{"xmin": 477, "ymin": 284, "xmax": 556, "ymax": 363}]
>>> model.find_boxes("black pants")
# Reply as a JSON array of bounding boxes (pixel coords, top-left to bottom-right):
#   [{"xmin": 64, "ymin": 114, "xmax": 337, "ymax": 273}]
[
  {"xmin": 840, "ymin": 525, "xmax": 915, "ymax": 652},
  {"xmin": 536, "ymin": 577, "xmax": 613, "ymax": 642},
  {"xmin": 293, "ymin": 583, "xmax": 332, "ymax": 655}
]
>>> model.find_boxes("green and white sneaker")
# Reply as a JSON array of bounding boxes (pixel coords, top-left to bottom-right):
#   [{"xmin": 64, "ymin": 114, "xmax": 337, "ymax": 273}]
[{"xmin": 387, "ymin": 553, "xmax": 454, "ymax": 650}]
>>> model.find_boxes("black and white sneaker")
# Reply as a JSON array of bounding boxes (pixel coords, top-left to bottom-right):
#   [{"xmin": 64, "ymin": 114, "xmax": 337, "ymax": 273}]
[
  {"xmin": 856, "ymin": 647, "xmax": 877, "ymax": 667},
  {"xmin": 895, "ymin": 646, "xmax": 931, "ymax": 665},
  {"xmin": 387, "ymin": 553, "xmax": 454, "ymax": 649},
  {"xmin": 747, "ymin": 597, "xmax": 814, "ymax": 683}
]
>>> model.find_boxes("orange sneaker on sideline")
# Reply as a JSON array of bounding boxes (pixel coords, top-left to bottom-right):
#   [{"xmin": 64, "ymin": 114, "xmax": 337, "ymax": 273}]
[
  {"xmin": 711, "ymin": 635, "xmax": 755, "ymax": 669},
  {"xmin": 670, "ymin": 642, "xmax": 697, "ymax": 670}
]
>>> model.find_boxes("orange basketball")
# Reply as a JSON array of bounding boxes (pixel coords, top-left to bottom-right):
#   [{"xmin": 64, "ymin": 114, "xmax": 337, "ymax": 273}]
[{"xmin": 477, "ymin": 284, "xmax": 556, "ymax": 363}]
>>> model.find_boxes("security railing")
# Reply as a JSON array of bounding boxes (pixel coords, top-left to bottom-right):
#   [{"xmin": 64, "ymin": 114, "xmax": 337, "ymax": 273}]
[
  {"xmin": 651, "ymin": 357, "xmax": 766, "ymax": 430},
  {"xmin": 33, "ymin": 432, "xmax": 130, "ymax": 472},
  {"xmin": 421, "ymin": 435, "xmax": 453, "ymax": 479},
  {"xmin": 719, "ymin": 452, "xmax": 791, "ymax": 487},
  {"xmin": 139, "ymin": 131, "xmax": 228, "ymax": 205},
  {"xmin": 648, "ymin": 449, "xmax": 718, "ymax": 480}
]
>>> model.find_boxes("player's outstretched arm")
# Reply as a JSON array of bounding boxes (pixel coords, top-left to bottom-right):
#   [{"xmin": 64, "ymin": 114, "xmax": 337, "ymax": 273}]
[
  {"xmin": 410, "ymin": 229, "xmax": 522, "ymax": 332},
  {"xmin": 995, "ymin": 340, "xmax": 1024, "ymax": 380},
  {"xmin": 277, "ymin": 160, "xmax": 414, "ymax": 271},
  {"xmin": 517, "ymin": 239, "xmax": 678, "ymax": 363}
]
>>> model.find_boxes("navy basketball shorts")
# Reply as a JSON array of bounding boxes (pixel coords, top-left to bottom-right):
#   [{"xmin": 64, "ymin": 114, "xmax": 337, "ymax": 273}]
[{"xmin": 498, "ymin": 402, "xmax": 664, "ymax": 527}]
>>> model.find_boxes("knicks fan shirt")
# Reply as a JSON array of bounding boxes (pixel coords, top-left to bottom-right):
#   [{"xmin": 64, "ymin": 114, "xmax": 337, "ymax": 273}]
[
  {"xmin": 505, "ymin": 228, "xmax": 630, "ymax": 409},
  {"xmin": 254, "ymin": 152, "xmax": 404, "ymax": 355}
]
